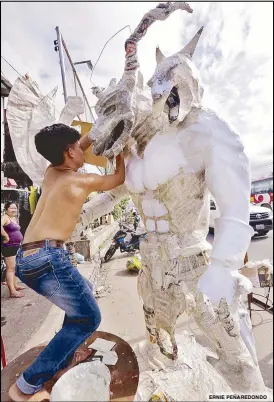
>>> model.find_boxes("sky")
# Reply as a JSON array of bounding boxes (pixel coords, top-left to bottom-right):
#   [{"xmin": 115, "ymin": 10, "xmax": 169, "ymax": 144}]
[{"xmin": 1, "ymin": 2, "xmax": 273, "ymax": 178}]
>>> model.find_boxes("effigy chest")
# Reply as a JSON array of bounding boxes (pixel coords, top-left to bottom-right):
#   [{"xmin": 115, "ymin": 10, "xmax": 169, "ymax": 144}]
[{"xmin": 125, "ymin": 131, "xmax": 208, "ymax": 234}]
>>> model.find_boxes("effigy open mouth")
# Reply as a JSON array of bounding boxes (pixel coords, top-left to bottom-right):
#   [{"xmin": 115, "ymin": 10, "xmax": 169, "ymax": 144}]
[
  {"xmin": 93, "ymin": 120, "xmax": 129, "ymax": 158},
  {"xmin": 165, "ymin": 86, "xmax": 180, "ymax": 123},
  {"xmin": 153, "ymin": 86, "xmax": 180, "ymax": 124},
  {"xmin": 104, "ymin": 120, "xmax": 125, "ymax": 152}
]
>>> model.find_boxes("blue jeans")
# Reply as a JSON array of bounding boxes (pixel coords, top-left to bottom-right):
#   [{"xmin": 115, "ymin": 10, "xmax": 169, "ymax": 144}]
[{"xmin": 15, "ymin": 241, "xmax": 101, "ymax": 395}]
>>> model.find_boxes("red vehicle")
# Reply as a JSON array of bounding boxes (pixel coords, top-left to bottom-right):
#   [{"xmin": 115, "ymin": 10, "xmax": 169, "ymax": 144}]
[{"xmin": 250, "ymin": 176, "xmax": 273, "ymax": 210}]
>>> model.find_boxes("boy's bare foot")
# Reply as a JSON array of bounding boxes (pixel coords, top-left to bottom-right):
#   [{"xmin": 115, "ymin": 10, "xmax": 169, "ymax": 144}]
[
  {"xmin": 9, "ymin": 383, "xmax": 50, "ymax": 402},
  {"xmin": 9, "ymin": 350, "xmax": 91, "ymax": 401},
  {"xmin": 9, "ymin": 383, "xmax": 32, "ymax": 401},
  {"xmin": 28, "ymin": 388, "xmax": 50, "ymax": 401}
]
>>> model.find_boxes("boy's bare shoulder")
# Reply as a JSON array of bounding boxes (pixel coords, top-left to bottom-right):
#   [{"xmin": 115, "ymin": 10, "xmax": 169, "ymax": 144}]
[{"xmin": 72, "ymin": 171, "xmax": 99, "ymax": 185}]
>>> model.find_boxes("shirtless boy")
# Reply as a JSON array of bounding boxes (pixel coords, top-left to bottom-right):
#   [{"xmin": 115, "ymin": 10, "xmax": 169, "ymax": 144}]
[{"xmin": 9, "ymin": 123, "xmax": 125, "ymax": 401}]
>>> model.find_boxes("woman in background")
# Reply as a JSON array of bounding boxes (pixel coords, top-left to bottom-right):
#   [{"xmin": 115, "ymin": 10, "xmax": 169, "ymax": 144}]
[{"xmin": 1, "ymin": 201, "xmax": 24, "ymax": 298}]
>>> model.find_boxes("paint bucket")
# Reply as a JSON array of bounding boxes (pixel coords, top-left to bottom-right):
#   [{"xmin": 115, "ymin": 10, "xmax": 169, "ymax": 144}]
[{"xmin": 50, "ymin": 361, "xmax": 111, "ymax": 401}]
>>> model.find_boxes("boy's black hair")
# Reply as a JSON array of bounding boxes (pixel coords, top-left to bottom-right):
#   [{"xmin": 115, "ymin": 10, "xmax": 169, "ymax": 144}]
[{"xmin": 35, "ymin": 123, "xmax": 81, "ymax": 166}]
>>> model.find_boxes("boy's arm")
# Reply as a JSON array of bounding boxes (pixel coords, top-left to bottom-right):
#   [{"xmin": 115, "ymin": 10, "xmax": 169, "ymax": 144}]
[
  {"xmin": 79, "ymin": 132, "xmax": 93, "ymax": 152},
  {"xmin": 79, "ymin": 153, "xmax": 125, "ymax": 192},
  {"xmin": 70, "ymin": 153, "xmax": 126, "ymax": 241}
]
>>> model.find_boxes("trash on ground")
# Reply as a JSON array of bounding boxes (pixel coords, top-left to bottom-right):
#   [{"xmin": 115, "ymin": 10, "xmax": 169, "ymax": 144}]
[{"xmin": 88, "ymin": 338, "xmax": 116, "ymax": 353}]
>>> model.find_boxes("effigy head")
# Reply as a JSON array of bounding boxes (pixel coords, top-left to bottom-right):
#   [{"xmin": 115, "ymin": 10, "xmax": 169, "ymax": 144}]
[
  {"xmin": 90, "ymin": 71, "xmax": 151, "ymax": 159},
  {"xmin": 90, "ymin": 77, "xmax": 134, "ymax": 159},
  {"xmin": 90, "ymin": 3, "xmax": 194, "ymax": 159},
  {"xmin": 148, "ymin": 27, "xmax": 204, "ymax": 124}
]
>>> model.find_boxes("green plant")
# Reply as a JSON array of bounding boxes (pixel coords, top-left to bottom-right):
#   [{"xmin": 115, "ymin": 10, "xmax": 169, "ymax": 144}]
[{"xmin": 112, "ymin": 197, "xmax": 131, "ymax": 221}]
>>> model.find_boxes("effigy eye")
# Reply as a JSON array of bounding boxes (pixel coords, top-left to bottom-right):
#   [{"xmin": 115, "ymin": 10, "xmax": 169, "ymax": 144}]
[{"xmin": 103, "ymin": 105, "xmax": 116, "ymax": 116}]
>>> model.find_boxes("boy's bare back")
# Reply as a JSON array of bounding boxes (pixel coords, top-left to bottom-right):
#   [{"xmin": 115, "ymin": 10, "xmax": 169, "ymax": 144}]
[{"xmin": 24, "ymin": 155, "xmax": 125, "ymax": 244}]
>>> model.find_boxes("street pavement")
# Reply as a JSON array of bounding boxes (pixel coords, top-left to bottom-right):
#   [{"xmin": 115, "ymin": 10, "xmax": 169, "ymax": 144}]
[
  {"xmin": 248, "ymin": 230, "xmax": 273, "ymax": 262},
  {"xmin": 1, "ymin": 231, "xmax": 273, "ymax": 389}
]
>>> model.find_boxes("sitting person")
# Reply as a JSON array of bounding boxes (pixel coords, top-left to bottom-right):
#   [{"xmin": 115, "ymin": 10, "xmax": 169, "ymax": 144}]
[{"xmin": 9, "ymin": 123, "xmax": 125, "ymax": 401}]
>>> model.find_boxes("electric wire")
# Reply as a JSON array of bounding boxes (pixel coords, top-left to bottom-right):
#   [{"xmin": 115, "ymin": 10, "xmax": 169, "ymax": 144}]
[
  {"xmin": 89, "ymin": 25, "xmax": 132, "ymax": 86},
  {"xmin": 1, "ymin": 56, "xmax": 22, "ymax": 77}
]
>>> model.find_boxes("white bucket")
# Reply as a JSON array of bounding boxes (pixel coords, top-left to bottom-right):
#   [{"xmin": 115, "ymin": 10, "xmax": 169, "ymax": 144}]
[{"xmin": 50, "ymin": 361, "xmax": 111, "ymax": 401}]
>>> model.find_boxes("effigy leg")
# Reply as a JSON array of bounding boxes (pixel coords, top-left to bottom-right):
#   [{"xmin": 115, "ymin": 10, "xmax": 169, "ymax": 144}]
[
  {"xmin": 138, "ymin": 266, "xmax": 157, "ymax": 343},
  {"xmin": 155, "ymin": 325, "xmax": 178, "ymax": 361},
  {"xmin": 137, "ymin": 266, "xmax": 163, "ymax": 368},
  {"xmin": 190, "ymin": 290, "xmax": 267, "ymax": 393},
  {"xmin": 175, "ymin": 252, "xmax": 266, "ymax": 392},
  {"xmin": 137, "ymin": 258, "xmax": 186, "ymax": 366},
  {"xmin": 152, "ymin": 283, "xmax": 185, "ymax": 361}
]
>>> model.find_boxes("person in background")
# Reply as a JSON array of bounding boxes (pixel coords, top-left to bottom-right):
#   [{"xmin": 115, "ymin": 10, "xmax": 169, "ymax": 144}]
[
  {"xmin": 133, "ymin": 211, "xmax": 140, "ymax": 231},
  {"xmin": 1, "ymin": 201, "xmax": 24, "ymax": 298}
]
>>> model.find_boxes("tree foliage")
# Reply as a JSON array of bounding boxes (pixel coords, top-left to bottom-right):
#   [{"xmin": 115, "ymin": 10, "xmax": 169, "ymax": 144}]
[{"xmin": 112, "ymin": 196, "xmax": 131, "ymax": 221}]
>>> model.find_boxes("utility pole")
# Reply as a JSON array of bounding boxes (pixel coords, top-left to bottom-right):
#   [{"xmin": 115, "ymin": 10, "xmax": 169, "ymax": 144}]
[
  {"xmin": 61, "ymin": 37, "xmax": 95, "ymax": 123},
  {"xmin": 53, "ymin": 27, "xmax": 103, "ymax": 174},
  {"xmin": 55, "ymin": 26, "xmax": 68, "ymax": 104},
  {"xmin": 54, "ymin": 27, "xmax": 95, "ymax": 122}
]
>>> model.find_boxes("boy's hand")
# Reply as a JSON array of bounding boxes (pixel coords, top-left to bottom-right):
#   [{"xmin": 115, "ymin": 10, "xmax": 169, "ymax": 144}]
[
  {"xmin": 80, "ymin": 151, "xmax": 125, "ymax": 193},
  {"xmin": 115, "ymin": 152, "xmax": 124, "ymax": 171}
]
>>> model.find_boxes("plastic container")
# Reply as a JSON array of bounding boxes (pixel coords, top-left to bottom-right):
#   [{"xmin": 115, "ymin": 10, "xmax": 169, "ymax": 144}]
[{"xmin": 50, "ymin": 361, "xmax": 111, "ymax": 401}]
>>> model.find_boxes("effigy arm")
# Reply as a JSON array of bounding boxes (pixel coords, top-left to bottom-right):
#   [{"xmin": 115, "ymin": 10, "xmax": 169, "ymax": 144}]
[
  {"xmin": 70, "ymin": 184, "xmax": 129, "ymax": 240},
  {"xmin": 205, "ymin": 129, "xmax": 253, "ymax": 272},
  {"xmin": 124, "ymin": 2, "xmax": 193, "ymax": 72},
  {"xmin": 197, "ymin": 118, "xmax": 253, "ymax": 305}
]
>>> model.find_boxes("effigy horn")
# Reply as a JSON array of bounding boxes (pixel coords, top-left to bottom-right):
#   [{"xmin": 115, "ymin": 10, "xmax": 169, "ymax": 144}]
[
  {"xmin": 179, "ymin": 26, "xmax": 204, "ymax": 58},
  {"xmin": 156, "ymin": 46, "xmax": 165, "ymax": 64}
]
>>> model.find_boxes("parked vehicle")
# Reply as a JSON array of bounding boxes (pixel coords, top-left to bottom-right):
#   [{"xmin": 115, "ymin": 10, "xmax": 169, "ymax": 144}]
[
  {"xmin": 132, "ymin": 212, "xmax": 140, "ymax": 231},
  {"xmin": 250, "ymin": 176, "xmax": 273, "ymax": 210},
  {"xmin": 104, "ymin": 223, "xmax": 146, "ymax": 262},
  {"xmin": 209, "ymin": 199, "xmax": 273, "ymax": 236}
]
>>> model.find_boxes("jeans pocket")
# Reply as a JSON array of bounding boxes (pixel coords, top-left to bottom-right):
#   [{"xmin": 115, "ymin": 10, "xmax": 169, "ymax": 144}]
[{"xmin": 19, "ymin": 261, "xmax": 60, "ymax": 299}]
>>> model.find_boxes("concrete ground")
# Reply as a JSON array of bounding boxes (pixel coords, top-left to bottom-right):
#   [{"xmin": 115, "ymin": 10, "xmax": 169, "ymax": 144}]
[
  {"xmin": 1, "ymin": 232, "xmax": 273, "ymax": 390},
  {"xmin": 1, "ymin": 287, "xmax": 52, "ymax": 363}
]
